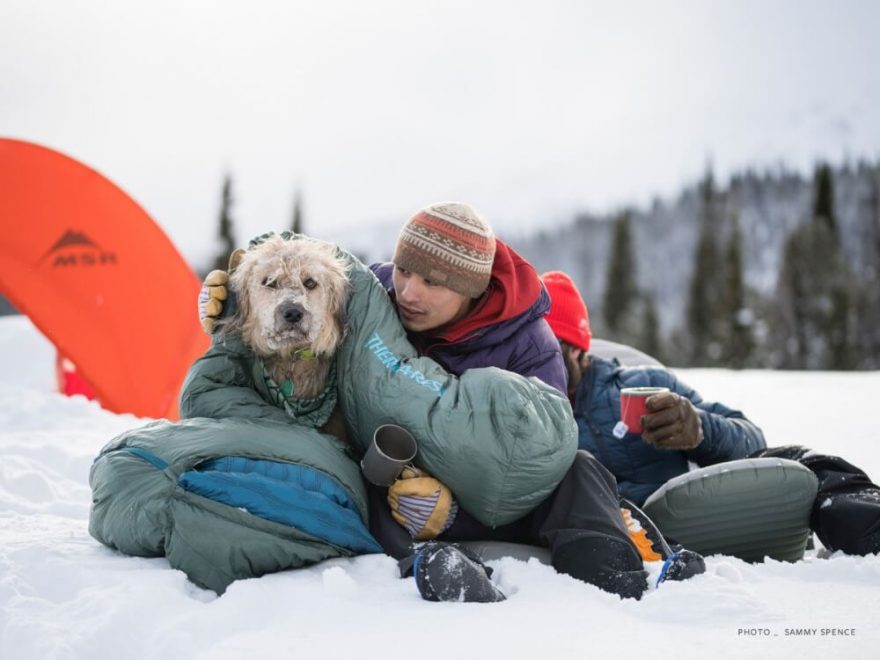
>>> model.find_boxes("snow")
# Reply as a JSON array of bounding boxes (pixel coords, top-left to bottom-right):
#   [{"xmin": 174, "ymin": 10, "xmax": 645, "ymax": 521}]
[{"xmin": 1, "ymin": 315, "xmax": 878, "ymax": 659}]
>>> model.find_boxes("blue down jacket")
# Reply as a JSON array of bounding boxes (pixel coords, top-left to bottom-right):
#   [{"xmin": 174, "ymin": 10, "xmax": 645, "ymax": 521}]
[{"xmin": 573, "ymin": 356, "xmax": 767, "ymax": 506}]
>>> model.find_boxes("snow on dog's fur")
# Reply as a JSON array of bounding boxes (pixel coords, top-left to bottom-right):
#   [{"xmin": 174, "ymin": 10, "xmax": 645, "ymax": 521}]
[{"xmin": 222, "ymin": 235, "xmax": 349, "ymax": 401}]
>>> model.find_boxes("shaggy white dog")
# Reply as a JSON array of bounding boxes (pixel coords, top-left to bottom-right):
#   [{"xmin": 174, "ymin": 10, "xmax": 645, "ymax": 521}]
[{"xmin": 222, "ymin": 235, "xmax": 350, "ymax": 401}]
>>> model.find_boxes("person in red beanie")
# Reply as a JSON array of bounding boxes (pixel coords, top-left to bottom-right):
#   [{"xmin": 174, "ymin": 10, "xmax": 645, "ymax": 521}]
[
  {"xmin": 540, "ymin": 271, "xmax": 880, "ymax": 558},
  {"xmin": 540, "ymin": 271, "xmax": 592, "ymax": 402},
  {"xmin": 541, "ymin": 269, "xmax": 764, "ymax": 502}
]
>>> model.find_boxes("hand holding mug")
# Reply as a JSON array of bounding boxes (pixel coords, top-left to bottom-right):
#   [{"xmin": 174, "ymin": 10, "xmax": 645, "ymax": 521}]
[{"xmin": 641, "ymin": 391, "xmax": 703, "ymax": 450}]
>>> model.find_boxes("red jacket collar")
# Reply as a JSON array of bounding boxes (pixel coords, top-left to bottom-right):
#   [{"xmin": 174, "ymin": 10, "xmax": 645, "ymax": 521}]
[{"xmin": 426, "ymin": 239, "xmax": 544, "ymax": 344}]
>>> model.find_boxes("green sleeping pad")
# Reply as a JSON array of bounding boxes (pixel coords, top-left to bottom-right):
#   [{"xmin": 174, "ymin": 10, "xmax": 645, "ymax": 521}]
[{"xmin": 642, "ymin": 457, "xmax": 819, "ymax": 563}]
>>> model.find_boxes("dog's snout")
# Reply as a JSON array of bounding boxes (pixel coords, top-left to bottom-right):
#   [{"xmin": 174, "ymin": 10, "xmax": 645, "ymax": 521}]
[{"xmin": 277, "ymin": 302, "xmax": 305, "ymax": 326}]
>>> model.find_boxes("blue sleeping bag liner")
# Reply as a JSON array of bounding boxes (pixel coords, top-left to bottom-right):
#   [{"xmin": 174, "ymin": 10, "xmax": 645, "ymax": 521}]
[
  {"xmin": 113, "ymin": 447, "xmax": 382, "ymax": 554},
  {"xmin": 178, "ymin": 455, "xmax": 381, "ymax": 554}
]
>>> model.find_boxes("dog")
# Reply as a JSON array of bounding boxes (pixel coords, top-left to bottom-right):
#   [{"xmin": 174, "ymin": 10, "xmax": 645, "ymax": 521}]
[{"xmin": 221, "ymin": 235, "xmax": 350, "ymax": 405}]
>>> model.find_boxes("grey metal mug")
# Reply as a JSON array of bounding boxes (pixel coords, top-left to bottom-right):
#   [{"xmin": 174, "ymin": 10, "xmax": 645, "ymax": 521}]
[{"xmin": 361, "ymin": 424, "xmax": 418, "ymax": 487}]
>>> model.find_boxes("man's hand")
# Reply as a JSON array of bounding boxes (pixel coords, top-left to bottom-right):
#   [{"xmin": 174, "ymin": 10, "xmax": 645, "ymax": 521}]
[
  {"xmin": 640, "ymin": 391, "xmax": 703, "ymax": 450},
  {"xmin": 198, "ymin": 270, "xmax": 229, "ymax": 334},
  {"xmin": 198, "ymin": 249, "xmax": 245, "ymax": 334},
  {"xmin": 387, "ymin": 467, "xmax": 458, "ymax": 541}
]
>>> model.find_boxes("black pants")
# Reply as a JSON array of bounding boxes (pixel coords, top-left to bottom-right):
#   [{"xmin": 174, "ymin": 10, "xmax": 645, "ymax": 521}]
[
  {"xmin": 369, "ymin": 451, "xmax": 649, "ymax": 599},
  {"xmin": 752, "ymin": 445, "xmax": 880, "ymax": 555}
]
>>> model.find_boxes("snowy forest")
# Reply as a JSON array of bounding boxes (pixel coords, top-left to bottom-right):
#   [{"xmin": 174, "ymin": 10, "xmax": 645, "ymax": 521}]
[{"xmin": 510, "ymin": 161, "xmax": 880, "ymax": 371}]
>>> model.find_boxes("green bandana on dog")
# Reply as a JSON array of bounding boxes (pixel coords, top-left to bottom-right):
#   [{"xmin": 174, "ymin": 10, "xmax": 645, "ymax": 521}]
[{"xmin": 255, "ymin": 358, "xmax": 338, "ymax": 428}]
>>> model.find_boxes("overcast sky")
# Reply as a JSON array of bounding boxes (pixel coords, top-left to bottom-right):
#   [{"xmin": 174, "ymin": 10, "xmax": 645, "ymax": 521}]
[{"xmin": 2, "ymin": 0, "xmax": 879, "ymax": 267}]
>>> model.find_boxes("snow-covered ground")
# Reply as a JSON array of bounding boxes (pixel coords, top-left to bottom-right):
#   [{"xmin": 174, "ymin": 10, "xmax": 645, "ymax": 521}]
[{"xmin": 1, "ymin": 315, "xmax": 878, "ymax": 659}]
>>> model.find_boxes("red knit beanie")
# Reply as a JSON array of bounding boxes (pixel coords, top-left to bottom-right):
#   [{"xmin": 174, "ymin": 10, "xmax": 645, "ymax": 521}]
[{"xmin": 541, "ymin": 271, "xmax": 592, "ymax": 352}]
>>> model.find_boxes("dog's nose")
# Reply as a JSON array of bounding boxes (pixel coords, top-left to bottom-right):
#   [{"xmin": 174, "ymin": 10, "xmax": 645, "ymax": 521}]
[{"xmin": 277, "ymin": 302, "xmax": 305, "ymax": 326}]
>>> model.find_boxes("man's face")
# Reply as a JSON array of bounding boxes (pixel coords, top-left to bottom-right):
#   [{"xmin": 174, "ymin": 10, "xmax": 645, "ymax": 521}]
[
  {"xmin": 560, "ymin": 341, "xmax": 590, "ymax": 397},
  {"xmin": 392, "ymin": 266, "xmax": 472, "ymax": 332}
]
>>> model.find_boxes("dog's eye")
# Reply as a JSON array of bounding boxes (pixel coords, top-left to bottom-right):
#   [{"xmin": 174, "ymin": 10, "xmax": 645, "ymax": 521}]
[
  {"xmin": 303, "ymin": 277, "xmax": 317, "ymax": 290},
  {"xmin": 261, "ymin": 277, "xmax": 278, "ymax": 289}
]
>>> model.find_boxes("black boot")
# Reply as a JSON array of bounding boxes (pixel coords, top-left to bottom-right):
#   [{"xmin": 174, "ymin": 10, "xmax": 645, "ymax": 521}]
[
  {"xmin": 657, "ymin": 546, "xmax": 707, "ymax": 585},
  {"xmin": 755, "ymin": 446, "xmax": 880, "ymax": 556},
  {"xmin": 409, "ymin": 542, "xmax": 506, "ymax": 603},
  {"xmin": 622, "ymin": 499, "xmax": 707, "ymax": 585},
  {"xmin": 813, "ymin": 488, "xmax": 880, "ymax": 556},
  {"xmin": 552, "ymin": 533, "xmax": 649, "ymax": 600}
]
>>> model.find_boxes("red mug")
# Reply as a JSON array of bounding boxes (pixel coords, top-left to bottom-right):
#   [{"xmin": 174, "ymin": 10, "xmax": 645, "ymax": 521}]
[{"xmin": 619, "ymin": 387, "xmax": 670, "ymax": 434}]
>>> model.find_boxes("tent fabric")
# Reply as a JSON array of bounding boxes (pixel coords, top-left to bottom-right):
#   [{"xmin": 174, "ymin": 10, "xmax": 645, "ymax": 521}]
[{"xmin": 0, "ymin": 138, "xmax": 208, "ymax": 418}]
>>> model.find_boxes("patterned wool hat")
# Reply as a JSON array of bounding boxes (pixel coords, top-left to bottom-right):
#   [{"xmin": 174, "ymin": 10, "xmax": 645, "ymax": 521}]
[
  {"xmin": 392, "ymin": 202, "xmax": 496, "ymax": 298},
  {"xmin": 541, "ymin": 271, "xmax": 592, "ymax": 352}
]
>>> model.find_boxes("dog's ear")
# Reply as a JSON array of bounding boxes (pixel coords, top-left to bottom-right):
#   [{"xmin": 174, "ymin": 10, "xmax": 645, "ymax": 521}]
[
  {"xmin": 228, "ymin": 248, "xmax": 246, "ymax": 272},
  {"xmin": 216, "ymin": 251, "xmax": 254, "ymax": 337},
  {"xmin": 311, "ymin": 249, "xmax": 351, "ymax": 357}
]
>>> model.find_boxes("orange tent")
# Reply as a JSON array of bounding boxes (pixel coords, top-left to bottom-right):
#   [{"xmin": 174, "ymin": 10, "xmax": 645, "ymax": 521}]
[{"xmin": 0, "ymin": 138, "xmax": 210, "ymax": 419}]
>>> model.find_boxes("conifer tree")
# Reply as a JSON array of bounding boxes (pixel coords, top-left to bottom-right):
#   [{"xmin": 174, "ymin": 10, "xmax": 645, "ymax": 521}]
[
  {"xmin": 291, "ymin": 188, "xmax": 304, "ymax": 235},
  {"xmin": 721, "ymin": 215, "xmax": 753, "ymax": 368},
  {"xmin": 852, "ymin": 169, "xmax": 880, "ymax": 369},
  {"xmin": 211, "ymin": 174, "xmax": 236, "ymax": 273},
  {"xmin": 814, "ymin": 164, "xmax": 853, "ymax": 370},
  {"xmin": 865, "ymin": 171, "xmax": 880, "ymax": 368},
  {"xmin": 775, "ymin": 229, "xmax": 810, "ymax": 367},
  {"xmin": 639, "ymin": 295, "xmax": 664, "ymax": 362},
  {"xmin": 826, "ymin": 275, "xmax": 854, "ymax": 370},
  {"xmin": 813, "ymin": 163, "xmax": 837, "ymax": 236},
  {"xmin": 686, "ymin": 167, "xmax": 723, "ymax": 365},
  {"xmin": 774, "ymin": 165, "xmax": 853, "ymax": 369},
  {"xmin": 602, "ymin": 212, "xmax": 639, "ymax": 341}
]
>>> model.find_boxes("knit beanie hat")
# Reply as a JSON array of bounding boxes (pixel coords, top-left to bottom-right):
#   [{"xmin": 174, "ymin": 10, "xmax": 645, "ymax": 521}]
[
  {"xmin": 541, "ymin": 271, "xmax": 592, "ymax": 352},
  {"xmin": 392, "ymin": 202, "xmax": 496, "ymax": 298}
]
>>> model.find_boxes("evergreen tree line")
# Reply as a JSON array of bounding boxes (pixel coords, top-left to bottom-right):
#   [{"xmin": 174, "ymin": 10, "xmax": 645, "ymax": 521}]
[{"xmin": 592, "ymin": 163, "xmax": 880, "ymax": 370}]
